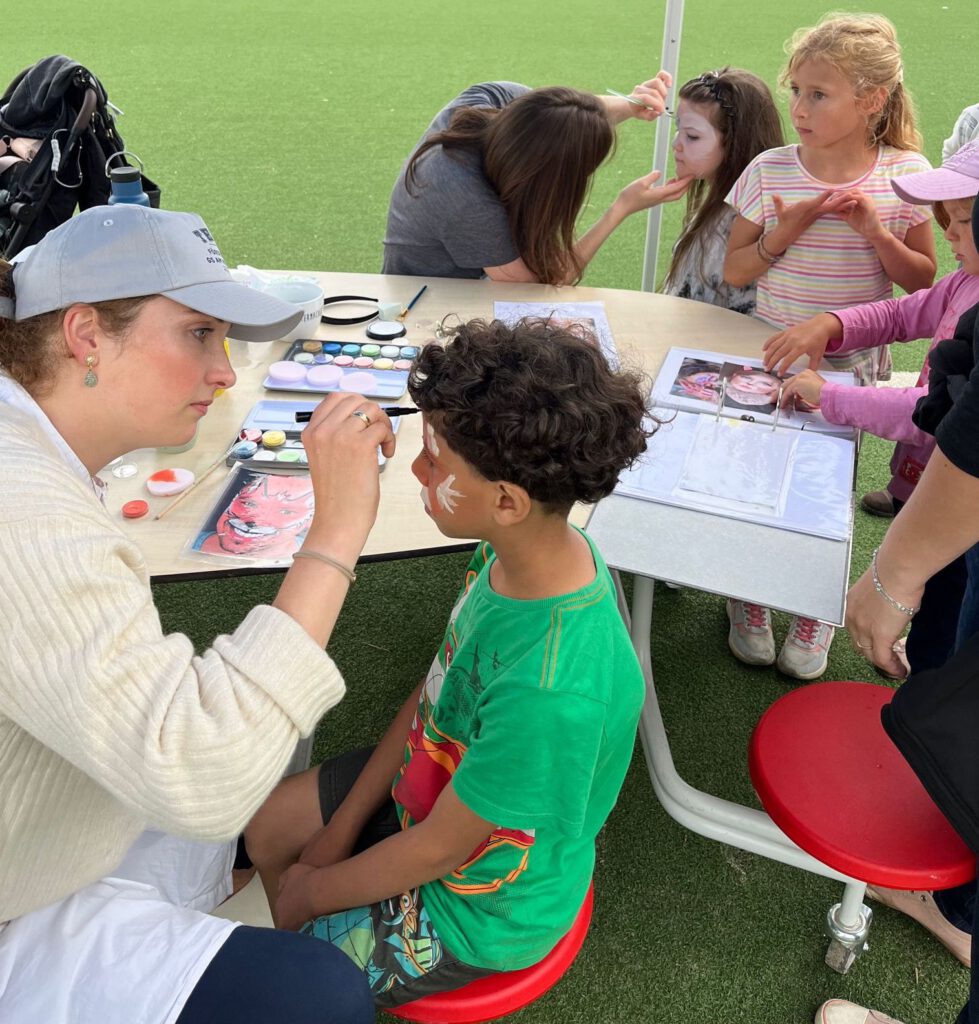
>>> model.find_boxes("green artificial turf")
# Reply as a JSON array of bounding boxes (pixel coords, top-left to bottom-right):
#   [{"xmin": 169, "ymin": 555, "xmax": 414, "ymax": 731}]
[{"xmin": 7, "ymin": 1, "xmax": 972, "ymax": 1019}]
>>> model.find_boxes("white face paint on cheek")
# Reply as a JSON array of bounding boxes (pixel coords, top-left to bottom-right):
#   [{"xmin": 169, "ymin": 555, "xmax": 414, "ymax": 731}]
[
  {"xmin": 435, "ymin": 473, "xmax": 464, "ymax": 514},
  {"xmin": 420, "ymin": 486, "xmax": 432, "ymax": 512},
  {"xmin": 674, "ymin": 110, "xmax": 722, "ymax": 172}
]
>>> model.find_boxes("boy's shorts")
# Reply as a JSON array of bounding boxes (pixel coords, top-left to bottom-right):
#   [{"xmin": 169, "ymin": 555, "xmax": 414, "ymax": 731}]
[{"xmin": 304, "ymin": 747, "xmax": 496, "ymax": 1008}]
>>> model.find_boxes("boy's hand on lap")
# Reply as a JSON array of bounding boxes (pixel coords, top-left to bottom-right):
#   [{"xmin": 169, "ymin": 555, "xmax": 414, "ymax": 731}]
[{"xmin": 275, "ymin": 861, "xmax": 319, "ymax": 930}]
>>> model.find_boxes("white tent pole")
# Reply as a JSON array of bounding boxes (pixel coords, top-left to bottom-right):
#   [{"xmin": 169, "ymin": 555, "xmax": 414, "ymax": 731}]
[{"xmin": 640, "ymin": 0, "xmax": 686, "ymax": 293}]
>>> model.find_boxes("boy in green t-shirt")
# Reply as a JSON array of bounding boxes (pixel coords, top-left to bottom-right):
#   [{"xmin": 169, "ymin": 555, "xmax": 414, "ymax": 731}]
[{"xmin": 246, "ymin": 318, "xmax": 653, "ymax": 1007}]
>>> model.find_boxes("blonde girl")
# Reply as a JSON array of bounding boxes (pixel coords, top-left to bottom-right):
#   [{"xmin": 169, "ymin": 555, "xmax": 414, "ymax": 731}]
[
  {"xmin": 725, "ymin": 13, "xmax": 936, "ymax": 385},
  {"xmin": 663, "ymin": 68, "xmax": 783, "ymax": 315},
  {"xmin": 721, "ymin": 13, "xmax": 937, "ymax": 682}
]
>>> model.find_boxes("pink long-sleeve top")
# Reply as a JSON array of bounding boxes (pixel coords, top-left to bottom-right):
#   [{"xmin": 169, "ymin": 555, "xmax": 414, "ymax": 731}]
[{"xmin": 820, "ymin": 269, "xmax": 979, "ymax": 502}]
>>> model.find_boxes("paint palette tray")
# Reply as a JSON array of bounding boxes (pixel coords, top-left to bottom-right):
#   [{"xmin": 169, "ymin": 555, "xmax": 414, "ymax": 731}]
[
  {"xmin": 229, "ymin": 399, "xmax": 400, "ymax": 471},
  {"xmin": 261, "ymin": 339, "xmax": 418, "ymax": 399}
]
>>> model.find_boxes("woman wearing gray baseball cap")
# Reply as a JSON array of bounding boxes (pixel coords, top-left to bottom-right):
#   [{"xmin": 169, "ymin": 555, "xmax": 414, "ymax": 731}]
[{"xmin": 0, "ymin": 205, "xmax": 389, "ymax": 1023}]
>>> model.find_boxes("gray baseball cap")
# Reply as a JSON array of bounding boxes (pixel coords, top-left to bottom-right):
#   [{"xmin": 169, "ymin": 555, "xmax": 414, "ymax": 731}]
[{"xmin": 2, "ymin": 205, "xmax": 304, "ymax": 342}]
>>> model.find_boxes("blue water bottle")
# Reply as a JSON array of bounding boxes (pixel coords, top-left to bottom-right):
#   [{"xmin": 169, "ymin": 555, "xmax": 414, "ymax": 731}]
[{"xmin": 108, "ymin": 166, "xmax": 150, "ymax": 207}]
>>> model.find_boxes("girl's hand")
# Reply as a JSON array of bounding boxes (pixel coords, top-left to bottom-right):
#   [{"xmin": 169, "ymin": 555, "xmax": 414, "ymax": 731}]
[
  {"xmin": 762, "ymin": 313, "xmax": 842, "ymax": 375},
  {"xmin": 835, "ymin": 189, "xmax": 886, "ymax": 242},
  {"xmin": 275, "ymin": 862, "xmax": 319, "ymax": 930},
  {"xmin": 615, "ymin": 169, "xmax": 692, "ymax": 216},
  {"xmin": 780, "ymin": 369, "xmax": 826, "ymax": 407},
  {"xmin": 770, "ymin": 190, "xmax": 851, "ymax": 248},
  {"xmin": 300, "ymin": 394, "xmax": 396, "ymax": 561},
  {"xmin": 629, "ymin": 71, "xmax": 672, "ymax": 121}
]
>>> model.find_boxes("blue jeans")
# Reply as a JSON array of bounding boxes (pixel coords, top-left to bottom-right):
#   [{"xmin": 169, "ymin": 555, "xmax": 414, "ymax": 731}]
[{"xmin": 175, "ymin": 925, "xmax": 374, "ymax": 1024}]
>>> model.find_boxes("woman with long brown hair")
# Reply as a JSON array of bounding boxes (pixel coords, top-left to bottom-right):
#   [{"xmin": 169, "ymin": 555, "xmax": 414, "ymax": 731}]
[{"xmin": 383, "ymin": 78, "xmax": 688, "ymax": 284}]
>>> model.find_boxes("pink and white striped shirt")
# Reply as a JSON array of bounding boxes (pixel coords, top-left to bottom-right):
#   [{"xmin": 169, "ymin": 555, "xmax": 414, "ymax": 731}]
[{"xmin": 726, "ymin": 145, "xmax": 932, "ymax": 332}]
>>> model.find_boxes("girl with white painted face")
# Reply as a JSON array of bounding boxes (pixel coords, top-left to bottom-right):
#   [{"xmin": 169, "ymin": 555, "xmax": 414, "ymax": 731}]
[{"xmin": 662, "ymin": 68, "xmax": 783, "ymax": 316}]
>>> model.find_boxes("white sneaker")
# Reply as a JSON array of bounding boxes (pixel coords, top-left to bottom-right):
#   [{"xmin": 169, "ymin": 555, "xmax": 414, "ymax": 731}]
[
  {"xmin": 815, "ymin": 999, "xmax": 906, "ymax": 1024},
  {"xmin": 726, "ymin": 599, "xmax": 775, "ymax": 665},
  {"xmin": 777, "ymin": 616, "xmax": 834, "ymax": 680}
]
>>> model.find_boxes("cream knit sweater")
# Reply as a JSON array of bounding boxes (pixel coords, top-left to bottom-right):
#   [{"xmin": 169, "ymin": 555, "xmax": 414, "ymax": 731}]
[{"xmin": 0, "ymin": 406, "xmax": 347, "ymax": 923}]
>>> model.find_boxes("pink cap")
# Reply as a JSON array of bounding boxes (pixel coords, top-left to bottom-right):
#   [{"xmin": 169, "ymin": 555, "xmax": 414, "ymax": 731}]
[{"xmin": 892, "ymin": 140, "xmax": 979, "ymax": 203}]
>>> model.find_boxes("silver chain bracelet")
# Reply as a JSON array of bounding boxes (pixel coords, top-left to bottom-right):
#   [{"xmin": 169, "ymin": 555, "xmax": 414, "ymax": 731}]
[{"xmin": 871, "ymin": 547, "xmax": 919, "ymax": 618}]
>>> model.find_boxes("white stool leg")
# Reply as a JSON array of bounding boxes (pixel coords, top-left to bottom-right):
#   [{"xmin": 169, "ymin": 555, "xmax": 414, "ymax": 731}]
[{"xmin": 825, "ymin": 880, "xmax": 873, "ymax": 973}]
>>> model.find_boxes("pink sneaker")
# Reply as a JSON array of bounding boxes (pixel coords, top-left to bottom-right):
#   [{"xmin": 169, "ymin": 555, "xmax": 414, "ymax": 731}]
[
  {"xmin": 815, "ymin": 999, "xmax": 906, "ymax": 1024},
  {"xmin": 777, "ymin": 616, "xmax": 834, "ymax": 680},
  {"xmin": 726, "ymin": 599, "xmax": 775, "ymax": 665}
]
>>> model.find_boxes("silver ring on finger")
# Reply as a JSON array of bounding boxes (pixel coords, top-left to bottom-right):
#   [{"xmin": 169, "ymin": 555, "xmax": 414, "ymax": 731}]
[{"xmin": 351, "ymin": 409, "xmax": 372, "ymax": 428}]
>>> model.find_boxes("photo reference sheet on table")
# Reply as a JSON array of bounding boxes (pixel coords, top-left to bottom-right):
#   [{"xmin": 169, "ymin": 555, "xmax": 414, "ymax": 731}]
[
  {"xmin": 615, "ymin": 409, "xmax": 854, "ymax": 541},
  {"xmin": 652, "ymin": 346, "xmax": 857, "ymax": 437},
  {"xmin": 493, "ymin": 300, "xmax": 618, "ymax": 367}
]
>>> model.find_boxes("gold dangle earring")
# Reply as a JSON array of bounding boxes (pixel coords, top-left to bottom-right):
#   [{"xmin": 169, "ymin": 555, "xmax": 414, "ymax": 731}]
[{"xmin": 83, "ymin": 354, "xmax": 98, "ymax": 388}]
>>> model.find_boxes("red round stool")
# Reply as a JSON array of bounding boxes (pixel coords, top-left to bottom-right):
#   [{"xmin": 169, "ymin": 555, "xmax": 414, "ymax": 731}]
[
  {"xmin": 749, "ymin": 681, "xmax": 974, "ymax": 972},
  {"xmin": 386, "ymin": 884, "xmax": 593, "ymax": 1024}
]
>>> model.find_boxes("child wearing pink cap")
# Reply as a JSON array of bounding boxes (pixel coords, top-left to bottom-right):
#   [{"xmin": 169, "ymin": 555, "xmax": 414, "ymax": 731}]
[{"xmin": 764, "ymin": 139, "xmax": 979, "ymax": 682}]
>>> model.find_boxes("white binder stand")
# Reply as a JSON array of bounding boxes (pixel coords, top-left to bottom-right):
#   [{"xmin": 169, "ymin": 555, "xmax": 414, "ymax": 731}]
[{"xmin": 586, "ymin": 494, "xmax": 875, "ymax": 973}]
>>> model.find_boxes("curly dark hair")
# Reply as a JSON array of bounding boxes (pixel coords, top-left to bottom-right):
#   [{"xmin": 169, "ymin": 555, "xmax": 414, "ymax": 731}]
[{"xmin": 407, "ymin": 318, "xmax": 656, "ymax": 513}]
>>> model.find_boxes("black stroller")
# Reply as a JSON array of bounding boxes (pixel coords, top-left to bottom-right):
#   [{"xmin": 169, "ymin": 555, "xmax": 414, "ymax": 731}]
[{"xmin": 0, "ymin": 55, "xmax": 160, "ymax": 259}]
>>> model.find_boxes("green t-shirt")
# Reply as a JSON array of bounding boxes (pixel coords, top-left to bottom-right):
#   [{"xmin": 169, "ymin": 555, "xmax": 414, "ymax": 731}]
[{"xmin": 391, "ymin": 530, "xmax": 644, "ymax": 970}]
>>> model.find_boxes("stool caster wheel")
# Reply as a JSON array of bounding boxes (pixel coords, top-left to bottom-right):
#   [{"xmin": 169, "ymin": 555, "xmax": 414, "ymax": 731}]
[{"xmin": 824, "ymin": 902, "xmax": 873, "ymax": 974}]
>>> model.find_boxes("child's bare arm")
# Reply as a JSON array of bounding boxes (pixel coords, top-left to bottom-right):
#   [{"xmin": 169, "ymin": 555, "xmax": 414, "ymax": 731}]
[
  {"xmin": 864, "ymin": 218, "xmax": 936, "ymax": 294},
  {"xmin": 299, "ymin": 681, "xmax": 424, "ymax": 868},
  {"xmin": 724, "ymin": 193, "xmax": 852, "ymax": 286},
  {"xmin": 277, "ymin": 783, "xmax": 496, "ymax": 930}
]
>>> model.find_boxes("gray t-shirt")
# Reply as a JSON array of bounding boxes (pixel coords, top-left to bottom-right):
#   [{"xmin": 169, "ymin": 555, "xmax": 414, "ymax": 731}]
[{"xmin": 382, "ymin": 82, "xmax": 530, "ymax": 279}]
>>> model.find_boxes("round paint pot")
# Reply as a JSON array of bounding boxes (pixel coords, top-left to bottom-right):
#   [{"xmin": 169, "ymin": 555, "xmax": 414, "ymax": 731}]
[
  {"xmin": 339, "ymin": 371, "xmax": 379, "ymax": 394},
  {"xmin": 379, "ymin": 345, "xmax": 401, "ymax": 359},
  {"xmin": 267, "ymin": 360, "xmax": 307, "ymax": 385},
  {"xmin": 230, "ymin": 440, "xmax": 258, "ymax": 460},
  {"xmin": 306, "ymin": 364, "xmax": 344, "ymax": 388},
  {"xmin": 341, "ymin": 343, "xmax": 361, "ymax": 357},
  {"xmin": 276, "ymin": 449, "xmax": 302, "ymax": 463},
  {"xmin": 372, "ymin": 357, "xmax": 395, "ymax": 371},
  {"xmin": 238, "ymin": 427, "xmax": 263, "ymax": 444},
  {"xmin": 393, "ymin": 359, "xmax": 413, "ymax": 371},
  {"xmin": 361, "ymin": 344, "xmax": 381, "ymax": 357},
  {"xmin": 333, "ymin": 355, "xmax": 355, "ymax": 368},
  {"xmin": 122, "ymin": 499, "xmax": 149, "ymax": 519},
  {"xmin": 322, "ymin": 342, "xmax": 343, "ymax": 355},
  {"xmin": 110, "ymin": 462, "xmax": 138, "ymax": 479},
  {"xmin": 313, "ymin": 352, "xmax": 334, "ymax": 364},
  {"xmin": 399, "ymin": 346, "xmax": 419, "ymax": 358},
  {"xmin": 251, "ymin": 450, "xmax": 278, "ymax": 462},
  {"xmin": 262, "ymin": 430, "xmax": 287, "ymax": 449},
  {"xmin": 353, "ymin": 356, "xmax": 374, "ymax": 369},
  {"xmin": 146, "ymin": 467, "xmax": 195, "ymax": 497},
  {"xmin": 293, "ymin": 352, "xmax": 315, "ymax": 365},
  {"xmin": 366, "ymin": 320, "xmax": 407, "ymax": 341},
  {"xmin": 302, "ymin": 340, "xmax": 323, "ymax": 354}
]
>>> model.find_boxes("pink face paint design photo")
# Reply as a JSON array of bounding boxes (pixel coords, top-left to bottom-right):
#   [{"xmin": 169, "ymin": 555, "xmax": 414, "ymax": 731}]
[{"xmin": 435, "ymin": 473, "xmax": 464, "ymax": 513}]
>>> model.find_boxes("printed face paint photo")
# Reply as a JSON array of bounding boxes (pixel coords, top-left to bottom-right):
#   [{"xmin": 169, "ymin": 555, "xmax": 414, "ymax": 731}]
[
  {"xmin": 191, "ymin": 467, "xmax": 315, "ymax": 563},
  {"xmin": 672, "ymin": 99, "xmax": 724, "ymax": 181}
]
